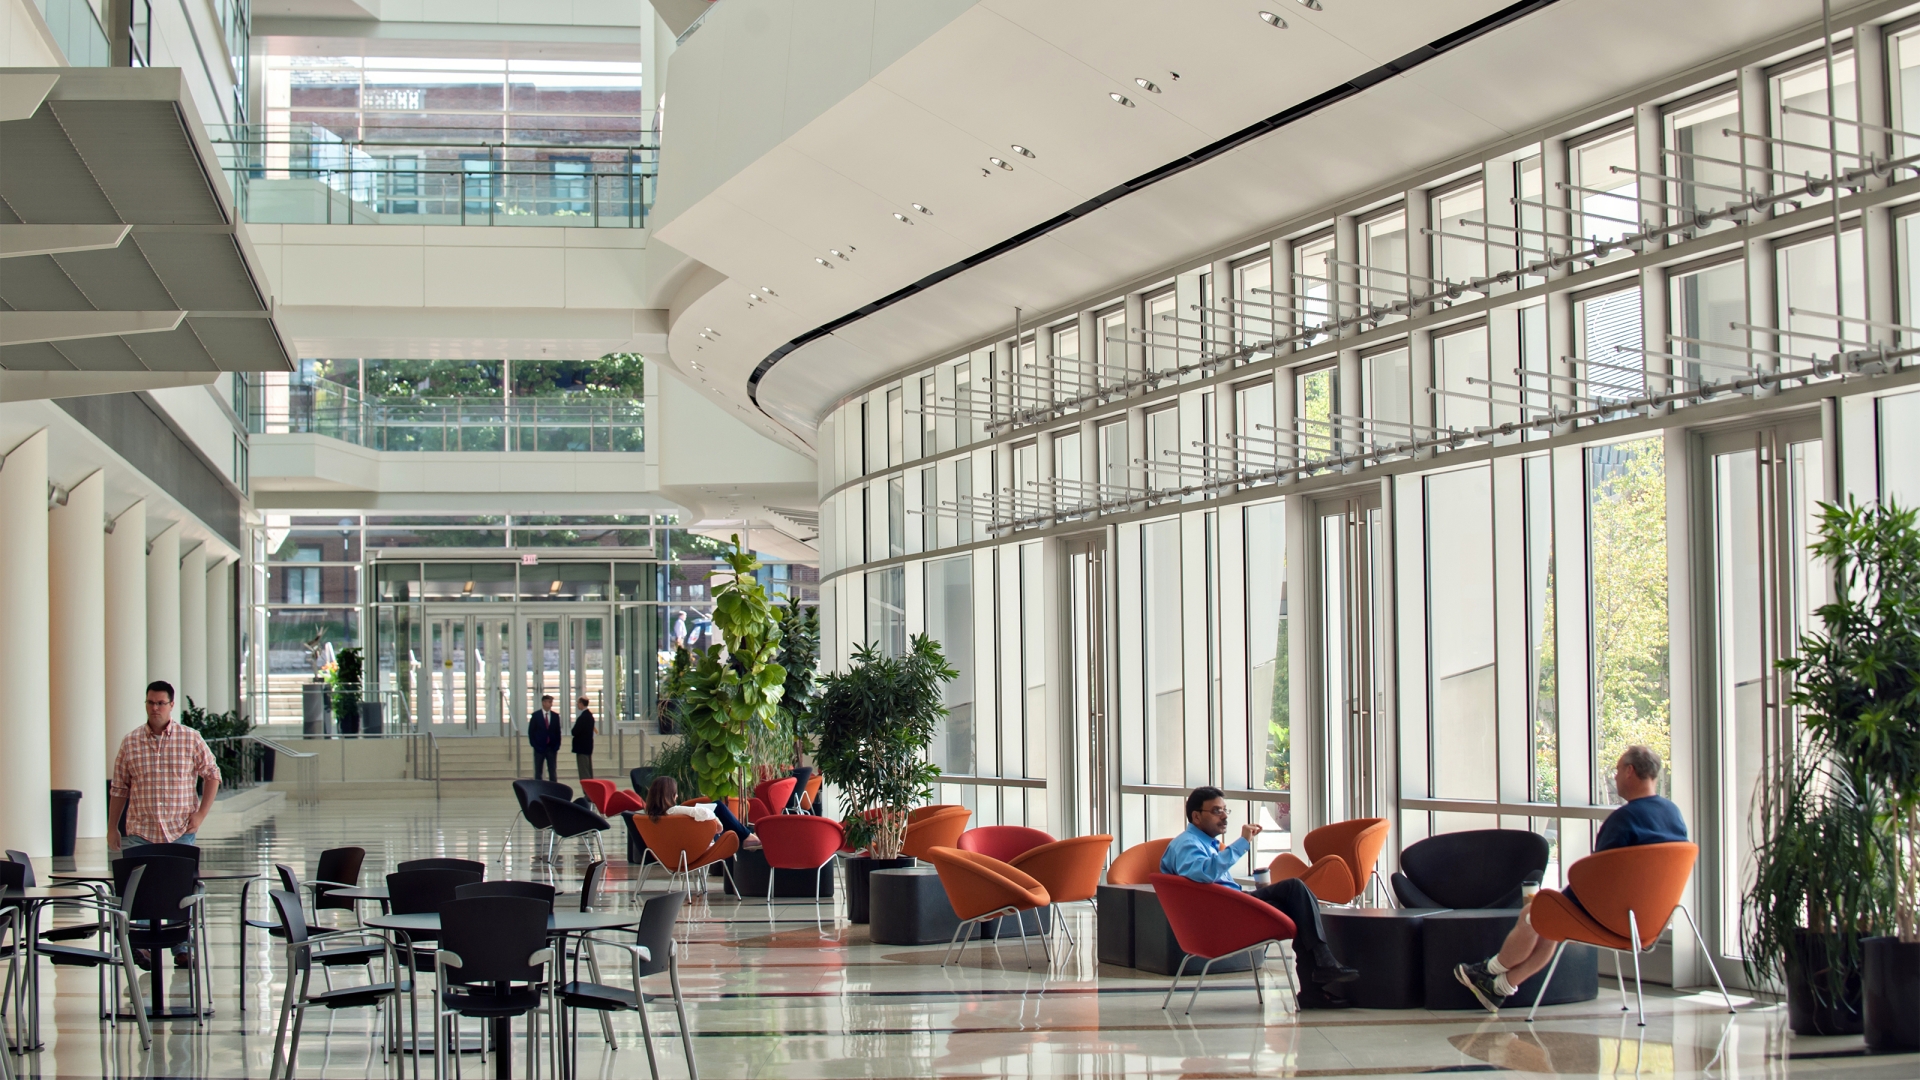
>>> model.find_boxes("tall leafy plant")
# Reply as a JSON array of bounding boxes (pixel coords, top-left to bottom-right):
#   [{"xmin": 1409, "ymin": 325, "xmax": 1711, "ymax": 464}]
[
  {"xmin": 679, "ymin": 537, "xmax": 786, "ymax": 800},
  {"xmin": 814, "ymin": 635, "xmax": 956, "ymax": 859},
  {"xmin": 330, "ymin": 646, "xmax": 364, "ymax": 731},
  {"xmin": 1782, "ymin": 499, "xmax": 1920, "ymax": 943},
  {"xmin": 775, "ymin": 599, "xmax": 821, "ymax": 749}
]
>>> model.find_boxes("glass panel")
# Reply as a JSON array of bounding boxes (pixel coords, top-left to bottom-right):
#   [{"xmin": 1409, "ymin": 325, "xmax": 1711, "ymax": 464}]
[
  {"xmin": 1771, "ymin": 53, "xmax": 1858, "ymax": 182},
  {"xmin": 1671, "ymin": 260, "xmax": 1748, "ymax": 387},
  {"xmin": 1233, "ymin": 258, "xmax": 1275, "ymax": 346},
  {"xmin": 924, "ymin": 557, "xmax": 975, "ymax": 775},
  {"xmin": 1713, "ymin": 446, "xmax": 1764, "ymax": 955},
  {"xmin": 1570, "ymin": 128, "xmax": 1638, "ymax": 248},
  {"xmin": 1360, "ymin": 208, "xmax": 1408, "ymax": 320},
  {"xmin": 1665, "ymin": 91, "xmax": 1741, "ymax": 238},
  {"xmin": 1363, "ymin": 347, "xmax": 1412, "ymax": 447},
  {"xmin": 1246, "ymin": 501, "xmax": 1289, "ymax": 799},
  {"xmin": 1776, "ymin": 230, "xmax": 1865, "ymax": 365},
  {"xmin": 1577, "ymin": 287, "xmax": 1645, "ymax": 403},
  {"xmin": 1098, "ymin": 420, "xmax": 1129, "ymax": 496},
  {"xmin": 1519, "ymin": 303, "xmax": 1551, "ymax": 436},
  {"xmin": 1141, "ymin": 519, "xmax": 1185, "ymax": 787},
  {"xmin": 1523, "ymin": 456, "xmax": 1559, "ymax": 803},
  {"xmin": 1146, "ymin": 408, "xmax": 1180, "ymax": 491},
  {"xmin": 1516, "ymin": 155, "xmax": 1548, "ymax": 286},
  {"xmin": 1294, "ymin": 233, "xmax": 1337, "ymax": 344},
  {"xmin": 1296, "ymin": 366, "xmax": 1335, "ymax": 462},
  {"xmin": 1881, "ymin": 390, "xmax": 1920, "ymax": 504},
  {"xmin": 864, "ymin": 567, "xmax": 905, "ymax": 657},
  {"xmin": 1433, "ymin": 327, "xmax": 1491, "ymax": 432},
  {"xmin": 886, "ymin": 387, "xmax": 904, "ymax": 466},
  {"xmin": 1426, "ymin": 467, "xmax": 1498, "ymax": 802},
  {"xmin": 1587, "ymin": 436, "xmax": 1669, "ymax": 802},
  {"xmin": 1235, "ymin": 379, "xmax": 1276, "ymax": 478},
  {"xmin": 1020, "ymin": 543, "xmax": 1046, "ymax": 780},
  {"xmin": 1432, "ymin": 182, "xmax": 1487, "ymax": 290},
  {"xmin": 887, "ymin": 476, "xmax": 905, "ymax": 555}
]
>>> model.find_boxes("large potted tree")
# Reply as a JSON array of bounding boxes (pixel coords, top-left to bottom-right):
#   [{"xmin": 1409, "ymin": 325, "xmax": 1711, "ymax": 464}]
[
  {"xmin": 814, "ymin": 635, "xmax": 955, "ymax": 924},
  {"xmin": 678, "ymin": 537, "xmax": 787, "ymax": 808},
  {"xmin": 1780, "ymin": 499, "xmax": 1920, "ymax": 1049}
]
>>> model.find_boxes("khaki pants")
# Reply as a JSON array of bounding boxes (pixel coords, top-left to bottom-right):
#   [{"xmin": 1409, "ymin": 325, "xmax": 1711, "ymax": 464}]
[{"xmin": 575, "ymin": 754, "xmax": 593, "ymax": 780}]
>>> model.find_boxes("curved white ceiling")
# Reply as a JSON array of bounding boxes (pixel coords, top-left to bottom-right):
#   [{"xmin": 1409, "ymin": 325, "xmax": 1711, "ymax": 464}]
[{"xmin": 653, "ymin": 0, "xmax": 1873, "ymax": 453}]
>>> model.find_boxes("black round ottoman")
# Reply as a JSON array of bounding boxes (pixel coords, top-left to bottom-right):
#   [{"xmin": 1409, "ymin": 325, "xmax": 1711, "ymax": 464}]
[
  {"xmin": 1322, "ymin": 907, "xmax": 1442, "ymax": 1009},
  {"xmin": 1423, "ymin": 909, "xmax": 1599, "ymax": 1010}
]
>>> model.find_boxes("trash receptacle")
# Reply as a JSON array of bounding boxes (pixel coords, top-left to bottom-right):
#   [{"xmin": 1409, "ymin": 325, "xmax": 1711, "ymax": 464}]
[
  {"xmin": 359, "ymin": 701, "xmax": 384, "ymax": 735},
  {"xmin": 302, "ymin": 682, "xmax": 330, "ymax": 736},
  {"xmin": 49, "ymin": 789, "xmax": 81, "ymax": 857}
]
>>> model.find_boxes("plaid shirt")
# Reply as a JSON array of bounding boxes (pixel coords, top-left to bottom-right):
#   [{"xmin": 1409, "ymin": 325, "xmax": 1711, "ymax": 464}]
[{"xmin": 111, "ymin": 721, "xmax": 219, "ymax": 843}]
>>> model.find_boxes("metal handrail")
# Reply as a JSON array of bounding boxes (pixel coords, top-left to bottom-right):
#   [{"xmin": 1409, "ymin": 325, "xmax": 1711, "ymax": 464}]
[
  {"xmin": 246, "ymin": 385, "xmax": 645, "ymax": 452},
  {"xmin": 203, "ymin": 734, "xmax": 320, "ymax": 806}
]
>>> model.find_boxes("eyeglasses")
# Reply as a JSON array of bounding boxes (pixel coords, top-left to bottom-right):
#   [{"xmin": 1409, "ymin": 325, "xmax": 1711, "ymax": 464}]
[{"xmin": 1202, "ymin": 805, "xmax": 1231, "ymax": 817}]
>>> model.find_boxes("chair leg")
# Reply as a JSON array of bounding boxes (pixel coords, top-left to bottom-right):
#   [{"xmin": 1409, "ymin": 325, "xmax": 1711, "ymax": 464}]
[
  {"xmin": 1628, "ymin": 911, "xmax": 1646, "ymax": 1027},
  {"xmin": 941, "ymin": 917, "xmax": 975, "ymax": 968},
  {"xmin": 1613, "ymin": 949, "xmax": 1631, "ymax": 1011},
  {"xmin": 1676, "ymin": 904, "xmax": 1736, "ymax": 1014},
  {"xmin": 1280, "ymin": 942, "xmax": 1299, "ymax": 1011},
  {"xmin": 1525, "ymin": 941, "xmax": 1567, "ymax": 1023},
  {"xmin": 1013, "ymin": 911, "xmax": 1036, "ymax": 969},
  {"xmin": 584, "ymin": 946, "xmax": 615, "ymax": 1048},
  {"xmin": 1162, "ymin": 954, "xmax": 1192, "ymax": 1010},
  {"xmin": 669, "ymin": 956, "xmax": 698, "ymax": 1080},
  {"xmin": 269, "ymin": 965, "xmax": 299, "ymax": 1080},
  {"xmin": 1251, "ymin": 947, "xmax": 1266, "ymax": 1007},
  {"xmin": 1187, "ymin": 957, "xmax": 1217, "ymax": 1015}
]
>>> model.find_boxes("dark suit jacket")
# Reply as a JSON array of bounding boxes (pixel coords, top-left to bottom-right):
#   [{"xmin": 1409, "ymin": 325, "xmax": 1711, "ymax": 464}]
[
  {"xmin": 528, "ymin": 710, "xmax": 562, "ymax": 752},
  {"xmin": 570, "ymin": 709, "xmax": 595, "ymax": 755}
]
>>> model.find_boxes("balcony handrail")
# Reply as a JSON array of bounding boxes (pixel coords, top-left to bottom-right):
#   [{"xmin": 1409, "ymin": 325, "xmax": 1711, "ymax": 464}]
[{"xmin": 246, "ymin": 383, "xmax": 644, "ymax": 452}]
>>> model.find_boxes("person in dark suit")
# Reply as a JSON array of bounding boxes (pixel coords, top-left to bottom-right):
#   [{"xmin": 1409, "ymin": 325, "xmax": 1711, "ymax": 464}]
[
  {"xmin": 528, "ymin": 695, "xmax": 562, "ymax": 782},
  {"xmin": 571, "ymin": 696, "xmax": 596, "ymax": 780}
]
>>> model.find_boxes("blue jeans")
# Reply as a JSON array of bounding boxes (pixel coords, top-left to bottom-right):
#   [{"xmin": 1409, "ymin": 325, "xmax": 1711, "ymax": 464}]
[{"xmin": 532, "ymin": 750, "xmax": 558, "ymax": 782}]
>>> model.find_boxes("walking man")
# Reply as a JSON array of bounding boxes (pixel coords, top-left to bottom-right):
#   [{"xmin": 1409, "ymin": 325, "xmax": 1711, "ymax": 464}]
[
  {"xmin": 528, "ymin": 695, "xmax": 562, "ymax": 782},
  {"xmin": 108, "ymin": 680, "xmax": 220, "ymax": 966}
]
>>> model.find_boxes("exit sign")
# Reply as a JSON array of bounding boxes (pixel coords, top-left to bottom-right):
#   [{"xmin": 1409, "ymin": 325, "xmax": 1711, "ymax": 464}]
[{"xmin": 521, "ymin": 553, "xmax": 539, "ymax": 565}]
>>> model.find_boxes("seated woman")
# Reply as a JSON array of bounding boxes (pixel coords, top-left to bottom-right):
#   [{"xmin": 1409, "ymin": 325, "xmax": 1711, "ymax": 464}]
[{"xmin": 646, "ymin": 776, "xmax": 754, "ymax": 845}]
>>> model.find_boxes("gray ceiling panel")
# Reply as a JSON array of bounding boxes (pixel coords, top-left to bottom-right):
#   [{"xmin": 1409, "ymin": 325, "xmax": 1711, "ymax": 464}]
[
  {"xmin": 52, "ymin": 243, "xmax": 177, "ymax": 310},
  {"xmin": 187, "ymin": 316, "xmax": 290, "ymax": 371},
  {"xmin": 43, "ymin": 334, "xmax": 149, "ymax": 371},
  {"xmin": 0, "ymin": 108, "xmax": 122, "ymax": 224},
  {"xmin": 51, "ymin": 101, "xmax": 226, "ymax": 226},
  {"xmin": 139, "ymin": 233, "xmax": 264, "ymax": 311},
  {"xmin": 0, "ymin": 253, "xmax": 94, "ymax": 311},
  {"xmin": 120, "ymin": 324, "xmax": 216, "ymax": 371},
  {"xmin": 0, "ymin": 341, "xmax": 79, "ymax": 371}
]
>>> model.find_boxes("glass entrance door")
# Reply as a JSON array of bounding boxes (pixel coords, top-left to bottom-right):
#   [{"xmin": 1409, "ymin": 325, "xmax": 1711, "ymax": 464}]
[
  {"xmin": 1705, "ymin": 417, "xmax": 1825, "ymax": 962},
  {"xmin": 1315, "ymin": 489, "xmax": 1390, "ymax": 826},
  {"xmin": 423, "ymin": 609, "xmax": 512, "ymax": 734},
  {"xmin": 1064, "ymin": 534, "xmax": 1111, "ymax": 841}
]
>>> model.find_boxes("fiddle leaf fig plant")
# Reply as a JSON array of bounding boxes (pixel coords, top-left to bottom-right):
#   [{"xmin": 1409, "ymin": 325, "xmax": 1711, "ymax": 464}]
[{"xmin": 679, "ymin": 537, "xmax": 786, "ymax": 801}]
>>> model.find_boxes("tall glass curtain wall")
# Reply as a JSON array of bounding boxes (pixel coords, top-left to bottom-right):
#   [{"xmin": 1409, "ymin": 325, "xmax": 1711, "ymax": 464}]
[
  {"xmin": 249, "ymin": 515, "xmax": 818, "ymax": 735},
  {"xmin": 811, "ymin": 11, "xmax": 1920, "ymax": 984}
]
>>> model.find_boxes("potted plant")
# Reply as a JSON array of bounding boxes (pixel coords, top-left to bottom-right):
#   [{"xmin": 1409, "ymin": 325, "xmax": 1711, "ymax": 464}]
[
  {"xmin": 679, "ymin": 537, "xmax": 787, "ymax": 805},
  {"xmin": 330, "ymin": 646, "xmax": 364, "ymax": 736},
  {"xmin": 1780, "ymin": 499, "xmax": 1920, "ymax": 1049},
  {"xmin": 1742, "ymin": 753, "xmax": 1890, "ymax": 1034},
  {"xmin": 181, "ymin": 698, "xmax": 257, "ymax": 790},
  {"xmin": 814, "ymin": 635, "xmax": 956, "ymax": 923}
]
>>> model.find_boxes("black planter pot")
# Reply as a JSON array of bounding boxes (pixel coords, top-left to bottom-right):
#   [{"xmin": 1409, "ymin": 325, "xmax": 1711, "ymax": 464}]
[
  {"xmin": 1786, "ymin": 929, "xmax": 1864, "ymax": 1036},
  {"xmin": 1863, "ymin": 935, "xmax": 1920, "ymax": 1051},
  {"xmin": 843, "ymin": 856, "xmax": 914, "ymax": 924}
]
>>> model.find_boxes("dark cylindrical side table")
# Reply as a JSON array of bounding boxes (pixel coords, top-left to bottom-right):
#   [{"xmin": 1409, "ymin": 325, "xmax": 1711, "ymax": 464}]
[
  {"xmin": 1321, "ymin": 907, "xmax": 1443, "ymax": 1008},
  {"xmin": 869, "ymin": 867, "xmax": 964, "ymax": 946}
]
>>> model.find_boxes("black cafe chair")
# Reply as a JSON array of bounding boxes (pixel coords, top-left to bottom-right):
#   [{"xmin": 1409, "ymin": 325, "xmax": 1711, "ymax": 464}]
[
  {"xmin": 395, "ymin": 858, "xmax": 486, "ymax": 876},
  {"xmin": 265, "ymin": 889, "xmax": 400, "ymax": 1080},
  {"xmin": 538, "ymin": 796, "xmax": 611, "ymax": 865},
  {"xmin": 434, "ymin": 897, "xmax": 557, "ymax": 1080},
  {"xmin": 556, "ymin": 890, "xmax": 696, "ymax": 1080}
]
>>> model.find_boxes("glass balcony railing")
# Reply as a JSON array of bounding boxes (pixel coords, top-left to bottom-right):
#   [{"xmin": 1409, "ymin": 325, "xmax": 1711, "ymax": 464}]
[
  {"xmin": 213, "ymin": 126, "xmax": 657, "ymax": 228},
  {"xmin": 248, "ymin": 381, "xmax": 644, "ymax": 453},
  {"xmin": 33, "ymin": 0, "xmax": 111, "ymax": 67}
]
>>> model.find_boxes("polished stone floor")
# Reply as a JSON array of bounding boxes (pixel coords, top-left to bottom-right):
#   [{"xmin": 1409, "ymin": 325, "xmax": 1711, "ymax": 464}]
[{"xmin": 7, "ymin": 794, "xmax": 1915, "ymax": 1079}]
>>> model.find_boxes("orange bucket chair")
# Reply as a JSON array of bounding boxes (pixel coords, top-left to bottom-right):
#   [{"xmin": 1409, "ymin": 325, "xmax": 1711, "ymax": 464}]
[
  {"xmin": 923, "ymin": 847, "xmax": 1052, "ymax": 968},
  {"xmin": 956, "ymin": 825, "xmax": 1055, "ymax": 862},
  {"xmin": 1266, "ymin": 817, "xmax": 1388, "ymax": 904},
  {"xmin": 908, "ymin": 804, "xmax": 963, "ymax": 824},
  {"xmin": 1009, "ymin": 834, "xmax": 1112, "ymax": 952},
  {"xmin": 628, "ymin": 812, "xmax": 739, "ymax": 896},
  {"xmin": 796, "ymin": 774, "xmax": 824, "ymax": 813},
  {"xmin": 901, "ymin": 806, "xmax": 972, "ymax": 859},
  {"xmin": 604, "ymin": 789, "xmax": 644, "ymax": 817},
  {"xmin": 1105, "ymin": 838, "xmax": 1173, "ymax": 885},
  {"xmin": 1525, "ymin": 841, "xmax": 1734, "ymax": 1025}
]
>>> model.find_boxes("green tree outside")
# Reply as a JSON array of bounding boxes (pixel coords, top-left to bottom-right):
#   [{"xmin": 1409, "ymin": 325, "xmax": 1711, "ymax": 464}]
[{"xmin": 1588, "ymin": 437, "xmax": 1671, "ymax": 799}]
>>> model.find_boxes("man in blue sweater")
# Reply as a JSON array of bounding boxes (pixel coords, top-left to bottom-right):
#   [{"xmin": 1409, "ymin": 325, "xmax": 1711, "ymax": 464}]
[
  {"xmin": 1163, "ymin": 786, "xmax": 1359, "ymax": 1006},
  {"xmin": 1455, "ymin": 745, "xmax": 1688, "ymax": 1012}
]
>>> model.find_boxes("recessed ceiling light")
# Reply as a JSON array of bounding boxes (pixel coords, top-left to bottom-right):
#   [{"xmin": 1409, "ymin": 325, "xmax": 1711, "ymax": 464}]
[
  {"xmin": 1011, "ymin": 144, "xmax": 1035, "ymax": 159},
  {"xmin": 990, "ymin": 156, "xmax": 1012, "ymax": 170},
  {"xmin": 1136, "ymin": 78, "xmax": 1160, "ymax": 93},
  {"xmin": 830, "ymin": 249, "xmax": 847, "ymax": 260},
  {"xmin": 893, "ymin": 212, "xmax": 913, "ymax": 224},
  {"xmin": 1110, "ymin": 92, "xmax": 1134, "ymax": 107},
  {"xmin": 815, "ymin": 257, "xmax": 832, "ymax": 268},
  {"xmin": 761, "ymin": 286, "xmax": 777, "ymax": 295},
  {"xmin": 911, "ymin": 202, "xmax": 932, "ymax": 214},
  {"xmin": 1169, "ymin": 71, "xmax": 1182, "ymax": 80},
  {"xmin": 1259, "ymin": 11, "xmax": 1288, "ymax": 27},
  {"xmin": 1294, "ymin": 0, "xmax": 1321, "ymax": 9}
]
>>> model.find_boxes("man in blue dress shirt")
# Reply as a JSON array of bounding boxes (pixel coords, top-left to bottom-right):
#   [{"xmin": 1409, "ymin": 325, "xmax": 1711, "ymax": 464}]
[
  {"xmin": 1163, "ymin": 786, "xmax": 1359, "ymax": 1006},
  {"xmin": 1455, "ymin": 745, "xmax": 1689, "ymax": 1012}
]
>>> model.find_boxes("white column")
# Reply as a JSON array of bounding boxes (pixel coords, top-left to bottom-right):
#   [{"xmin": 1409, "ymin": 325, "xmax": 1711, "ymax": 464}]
[
  {"xmin": 106, "ymin": 500, "xmax": 147, "ymax": 754},
  {"xmin": 206, "ymin": 559, "xmax": 232, "ymax": 715},
  {"xmin": 0, "ymin": 431, "xmax": 52, "ymax": 854},
  {"xmin": 179, "ymin": 542, "xmax": 206, "ymax": 709},
  {"xmin": 50, "ymin": 470, "xmax": 107, "ymax": 837},
  {"xmin": 146, "ymin": 520, "xmax": 180, "ymax": 698}
]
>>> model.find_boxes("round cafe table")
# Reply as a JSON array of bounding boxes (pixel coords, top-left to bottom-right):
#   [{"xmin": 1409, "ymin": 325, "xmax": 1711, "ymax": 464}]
[
  {"xmin": 53, "ymin": 868, "xmax": 257, "ymax": 1020},
  {"xmin": 1, "ymin": 886, "xmax": 98, "ymax": 1048},
  {"xmin": 366, "ymin": 911, "xmax": 640, "ymax": 1079}
]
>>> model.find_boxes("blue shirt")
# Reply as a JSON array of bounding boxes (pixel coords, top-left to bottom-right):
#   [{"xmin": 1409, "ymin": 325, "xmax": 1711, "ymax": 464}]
[
  {"xmin": 1160, "ymin": 822, "xmax": 1248, "ymax": 887},
  {"xmin": 1594, "ymin": 794, "xmax": 1688, "ymax": 852}
]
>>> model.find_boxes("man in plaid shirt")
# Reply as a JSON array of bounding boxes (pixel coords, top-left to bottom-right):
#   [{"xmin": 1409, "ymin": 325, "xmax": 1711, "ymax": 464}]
[{"xmin": 109, "ymin": 680, "xmax": 220, "ymax": 966}]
